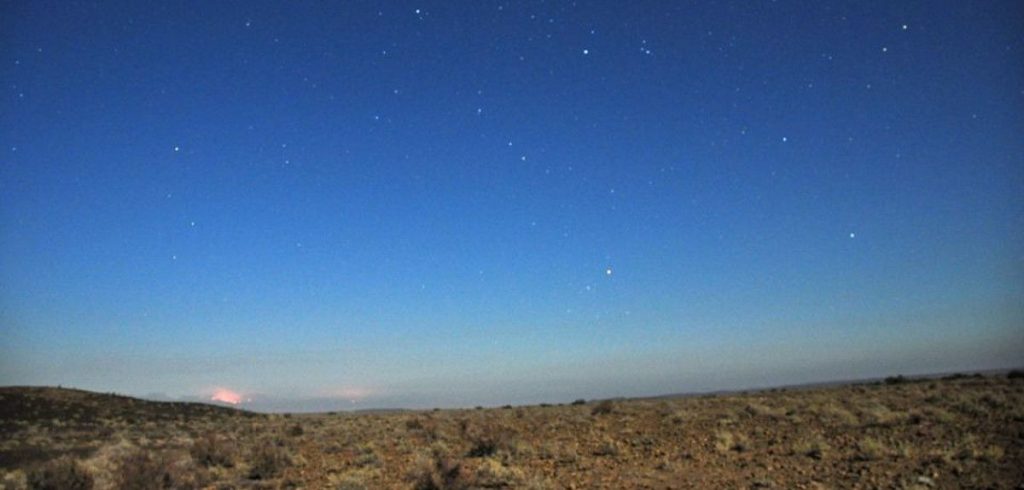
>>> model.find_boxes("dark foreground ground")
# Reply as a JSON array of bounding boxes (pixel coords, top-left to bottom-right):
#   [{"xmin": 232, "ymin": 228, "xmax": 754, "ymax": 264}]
[{"xmin": 1, "ymin": 373, "xmax": 1022, "ymax": 489}]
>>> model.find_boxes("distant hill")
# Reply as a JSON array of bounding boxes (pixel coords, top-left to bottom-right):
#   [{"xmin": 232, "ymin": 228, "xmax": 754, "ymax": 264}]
[{"xmin": 0, "ymin": 386, "xmax": 256, "ymax": 431}]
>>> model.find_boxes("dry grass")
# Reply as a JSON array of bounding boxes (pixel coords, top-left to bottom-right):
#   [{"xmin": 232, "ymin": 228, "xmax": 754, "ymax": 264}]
[{"xmin": 2, "ymin": 373, "xmax": 1023, "ymax": 488}]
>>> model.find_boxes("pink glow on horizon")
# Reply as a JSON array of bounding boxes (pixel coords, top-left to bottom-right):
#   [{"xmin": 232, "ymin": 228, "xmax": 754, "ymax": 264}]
[
  {"xmin": 211, "ymin": 388, "xmax": 243, "ymax": 405},
  {"xmin": 325, "ymin": 387, "xmax": 373, "ymax": 402}
]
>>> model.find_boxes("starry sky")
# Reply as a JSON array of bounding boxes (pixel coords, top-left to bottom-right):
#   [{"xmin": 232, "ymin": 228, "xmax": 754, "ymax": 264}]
[{"xmin": 1, "ymin": 1, "xmax": 1022, "ymax": 411}]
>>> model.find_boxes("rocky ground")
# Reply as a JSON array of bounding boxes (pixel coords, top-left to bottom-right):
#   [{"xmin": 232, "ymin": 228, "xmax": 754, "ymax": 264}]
[{"xmin": 1, "ymin": 373, "xmax": 1022, "ymax": 489}]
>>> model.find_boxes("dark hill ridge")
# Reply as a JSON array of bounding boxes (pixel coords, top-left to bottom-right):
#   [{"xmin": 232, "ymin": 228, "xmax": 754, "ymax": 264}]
[
  {"xmin": 0, "ymin": 386, "xmax": 258, "ymax": 468},
  {"xmin": 0, "ymin": 386, "xmax": 254, "ymax": 428}
]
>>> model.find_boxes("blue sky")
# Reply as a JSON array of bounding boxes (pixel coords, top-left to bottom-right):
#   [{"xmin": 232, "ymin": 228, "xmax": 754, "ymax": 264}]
[{"xmin": 1, "ymin": 0, "xmax": 1022, "ymax": 411}]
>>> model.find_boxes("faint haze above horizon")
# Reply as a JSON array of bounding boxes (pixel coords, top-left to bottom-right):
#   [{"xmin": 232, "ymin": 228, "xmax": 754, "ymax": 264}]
[{"xmin": 1, "ymin": 0, "xmax": 1022, "ymax": 412}]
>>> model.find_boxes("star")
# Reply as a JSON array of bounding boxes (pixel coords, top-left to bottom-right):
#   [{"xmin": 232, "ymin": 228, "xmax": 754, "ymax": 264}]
[
  {"xmin": 173, "ymin": 146, "xmax": 180, "ymax": 152},
  {"xmin": 849, "ymin": 233, "xmax": 856, "ymax": 238},
  {"xmin": 582, "ymin": 49, "xmax": 589, "ymax": 55},
  {"xmin": 605, "ymin": 268, "xmax": 613, "ymax": 276}
]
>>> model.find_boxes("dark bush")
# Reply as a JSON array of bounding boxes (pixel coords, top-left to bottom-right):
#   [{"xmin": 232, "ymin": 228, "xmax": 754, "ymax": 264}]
[
  {"xmin": 591, "ymin": 400, "xmax": 615, "ymax": 416},
  {"xmin": 571, "ymin": 399, "xmax": 586, "ymax": 406},
  {"xmin": 411, "ymin": 449, "xmax": 462, "ymax": 490},
  {"xmin": 883, "ymin": 375, "xmax": 907, "ymax": 385},
  {"xmin": 248, "ymin": 438, "xmax": 292, "ymax": 480},
  {"xmin": 27, "ymin": 457, "xmax": 94, "ymax": 490},
  {"xmin": 287, "ymin": 424, "xmax": 304, "ymax": 437},
  {"xmin": 190, "ymin": 433, "xmax": 236, "ymax": 468},
  {"xmin": 1007, "ymin": 369, "xmax": 1024, "ymax": 379},
  {"xmin": 116, "ymin": 450, "xmax": 177, "ymax": 489},
  {"xmin": 464, "ymin": 422, "xmax": 517, "ymax": 458},
  {"xmin": 405, "ymin": 417, "xmax": 425, "ymax": 431}
]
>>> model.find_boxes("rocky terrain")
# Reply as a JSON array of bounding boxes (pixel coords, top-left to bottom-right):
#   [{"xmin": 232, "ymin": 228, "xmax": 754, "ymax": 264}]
[{"xmin": 1, "ymin": 373, "xmax": 1022, "ymax": 489}]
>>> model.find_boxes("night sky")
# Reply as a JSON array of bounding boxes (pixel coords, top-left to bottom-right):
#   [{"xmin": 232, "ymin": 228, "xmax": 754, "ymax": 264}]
[{"xmin": 1, "ymin": 1, "xmax": 1022, "ymax": 411}]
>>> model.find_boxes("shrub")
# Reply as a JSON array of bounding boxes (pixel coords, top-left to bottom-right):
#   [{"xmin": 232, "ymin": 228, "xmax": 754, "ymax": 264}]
[
  {"xmin": 471, "ymin": 458, "xmax": 526, "ymax": 487},
  {"xmin": 855, "ymin": 437, "xmax": 887, "ymax": 461},
  {"xmin": 714, "ymin": 430, "xmax": 748, "ymax": 453},
  {"xmin": 792, "ymin": 438, "xmax": 830, "ymax": 460},
  {"xmin": 288, "ymin": 424, "xmax": 304, "ymax": 437},
  {"xmin": 115, "ymin": 450, "xmax": 178, "ymax": 489},
  {"xmin": 354, "ymin": 444, "xmax": 381, "ymax": 467},
  {"xmin": 464, "ymin": 422, "xmax": 518, "ymax": 459},
  {"xmin": 570, "ymin": 399, "xmax": 586, "ymax": 406},
  {"xmin": 190, "ymin": 433, "xmax": 236, "ymax": 468},
  {"xmin": 248, "ymin": 438, "xmax": 292, "ymax": 480},
  {"xmin": 883, "ymin": 375, "xmax": 907, "ymax": 385},
  {"xmin": 591, "ymin": 400, "xmax": 615, "ymax": 416},
  {"xmin": 409, "ymin": 449, "xmax": 462, "ymax": 490},
  {"xmin": 405, "ymin": 417, "xmax": 425, "ymax": 431},
  {"xmin": 593, "ymin": 438, "xmax": 619, "ymax": 457},
  {"xmin": 1007, "ymin": 369, "xmax": 1024, "ymax": 379},
  {"xmin": 27, "ymin": 457, "xmax": 94, "ymax": 490}
]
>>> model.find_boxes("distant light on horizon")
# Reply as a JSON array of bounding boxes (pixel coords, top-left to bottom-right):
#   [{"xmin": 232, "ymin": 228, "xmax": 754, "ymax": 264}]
[{"xmin": 211, "ymin": 388, "xmax": 243, "ymax": 405}]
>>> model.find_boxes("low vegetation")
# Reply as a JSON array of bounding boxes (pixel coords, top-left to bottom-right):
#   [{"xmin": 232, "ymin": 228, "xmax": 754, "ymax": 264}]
[{"xmin": 1, "ymin": 373, "xmax": 1022, "ymax": 488}]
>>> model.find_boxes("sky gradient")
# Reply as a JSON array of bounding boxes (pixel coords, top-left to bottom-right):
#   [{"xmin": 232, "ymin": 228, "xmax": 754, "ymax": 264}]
[{"xmin": 1, "ymin": 1, "xmax": 1022, "ymax": 411}]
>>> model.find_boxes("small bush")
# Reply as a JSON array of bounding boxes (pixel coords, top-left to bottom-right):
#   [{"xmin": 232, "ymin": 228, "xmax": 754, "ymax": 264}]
[
  {"xmin": 27, "ymin": 457, "xmax": 94, "ymax": 490},
  {"xmin": 248, "ymin": 438, "xmax": 292, "ymax": 480},
  {"xmin": 593, "ymin": 438, "xmax": 619, "ymax": 457},
  {"xmin": 190, "ymin": 434, "xmax": 236, "ymax": 468},
  {"xmin": 405, "ymin": 417, "xmax": 425, "ymax": 431},
  {"xmin": 591, "ymin": 400, "xmax": 615, "ymax": 416},
  {"xmin": 884, "ymin": 375, "xmax": 907, "ymax": 385},
  {"xmin": 288, "ymin": 424, "xmax": 304, "ymax": 437},
  {"xmin": 409, "ymin": 449, "xmax": 462, "ymax": 490},
  {"xmin": 464, "ymin": 421, "xmax": 518, "ymax": 459},
  {"xmin": 570, "ymin": 399, "xmax": 586, "ymax": 406},
  {"xmin": 792, "ymin": 438, "xmax": 830, "ymax": 460},
  {"xmin": 471, "ymin": 458, "xmax": 526, "ymax": 487},
  {"xmin": 1007, "ymin": 369, "xmax": 1024, "ymax": 379},
  {"xmin": 714, "ymin": 430, "xmax": 748, "ymax": 453},
  {"xmin": 115, "ymin": 450, "xmax": 177, "ymax": 489},
  {"xmin": 354, "ymin": 444, "xmax": 381, "ymax": 467},
  {"xmin": 855, "ymin": 438, "xmax": 887, "ymax": 461}
]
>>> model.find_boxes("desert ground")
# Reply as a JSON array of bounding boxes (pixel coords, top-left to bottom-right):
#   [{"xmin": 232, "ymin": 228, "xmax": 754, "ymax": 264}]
[{"xmin": 1, "ymin": 373, "xmax": 1022, "ymax": 489}]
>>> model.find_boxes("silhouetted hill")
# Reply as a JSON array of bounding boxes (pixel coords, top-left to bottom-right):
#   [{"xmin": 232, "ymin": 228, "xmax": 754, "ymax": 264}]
[
  {"xmin": 0, "ymin": 386, "xmax": 258, "ymax": 468},
  {"xmin": 0, "ymin": 386, "xmax": 253, "ymax": 428}
]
